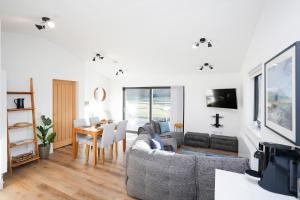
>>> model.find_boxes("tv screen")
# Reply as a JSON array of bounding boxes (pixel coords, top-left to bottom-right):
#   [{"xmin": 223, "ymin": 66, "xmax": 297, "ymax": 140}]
[{"xmin": 206, "ymin": 88, "xmax": 237, "ymax": 109}]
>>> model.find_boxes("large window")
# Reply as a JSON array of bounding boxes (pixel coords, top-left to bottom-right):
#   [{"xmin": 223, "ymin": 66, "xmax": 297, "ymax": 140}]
[
  {"xmin": 254, "ymin": 74, "xmax": 262, "ymax": 126},
  {"xmin": 123, "ymin": 87, "xmax": 171, "ymax": 132}
]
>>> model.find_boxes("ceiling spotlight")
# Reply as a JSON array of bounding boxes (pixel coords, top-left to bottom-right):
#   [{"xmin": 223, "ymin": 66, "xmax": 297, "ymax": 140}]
[
  {"xmin": 198, "ymin": 62, "xmax": 214, "ymax": 71},
  {"xmin": 92, "ymin": 53, "xmax": 104, "ymax": 61},
  {"xmin": 193, "ymin": 37, "xmax": 213, "ymax": 49},
  {"xmin": 35, "ymin": 24, "xmax": 45, "ymax": 30},
  {"xmin": 35, "ymin": 17, "xmax": 55, "ymax": 30},
  {"xmin": 199, "ymin": 38, "xmax": 206, "ymax": 43},
  {"xmin": 192, "ymin": 42, "xmax": 200, "ymax": 49},
  {"xmin": 208, "ymin": 41, "xmax": 212, "ymax": 48},
  {"xmin": 116, "ymin": 69, "xmax": 124, "ymax": 76}
]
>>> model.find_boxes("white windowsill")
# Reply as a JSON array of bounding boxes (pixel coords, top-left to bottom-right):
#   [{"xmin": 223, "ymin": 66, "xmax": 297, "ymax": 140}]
[{"xmin": 247, "ymin": 124, "xmax": 261, "ymax": 140}]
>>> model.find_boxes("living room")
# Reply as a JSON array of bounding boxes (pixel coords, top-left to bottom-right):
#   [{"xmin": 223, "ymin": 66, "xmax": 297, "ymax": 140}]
[{"xmin": 0, "ymin": 0, "xmax": 300, "ymax": 200}]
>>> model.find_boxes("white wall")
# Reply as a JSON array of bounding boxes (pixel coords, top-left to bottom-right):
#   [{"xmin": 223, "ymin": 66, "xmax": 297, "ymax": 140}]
[
  {"xmin": 0, "ymin": 19, "xmax": 7, "ymax": 189},
  {"xmin": 83, "ymin": 64, "xmax": 111, "ymax": 119},
  {"xmin": 1, "ymin": 33, "xmax": 80, "ymax": 156},
  {"xmin": 240, "ymin": 0, "xmax": 300, "ymax": 169},
  {"xmin": 110, "ymin": 73, "xmax": 242, "ymax": 137}
]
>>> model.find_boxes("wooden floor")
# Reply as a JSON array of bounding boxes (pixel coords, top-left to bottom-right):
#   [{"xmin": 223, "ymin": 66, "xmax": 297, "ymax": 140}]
[{"xmin": 0, "ymin": 136, "xmax": 137, "ymax": 200}]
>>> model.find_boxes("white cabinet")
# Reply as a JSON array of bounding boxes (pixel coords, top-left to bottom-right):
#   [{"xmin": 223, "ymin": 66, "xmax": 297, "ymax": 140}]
[{"xmin": 215, "ymin": 169, "xmax": 296, "ymax": 200}]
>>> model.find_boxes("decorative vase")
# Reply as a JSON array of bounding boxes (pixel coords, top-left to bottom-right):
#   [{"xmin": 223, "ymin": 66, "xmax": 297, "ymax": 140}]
[{"xmin": 39, "ymin": 144, "xmax": 50, "ymax": 159}]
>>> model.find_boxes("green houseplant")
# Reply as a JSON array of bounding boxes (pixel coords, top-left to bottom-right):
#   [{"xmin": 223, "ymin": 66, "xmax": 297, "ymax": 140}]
[{"xmin": 37, "ymin": 115, "xmax": 56, "ymax": 159}]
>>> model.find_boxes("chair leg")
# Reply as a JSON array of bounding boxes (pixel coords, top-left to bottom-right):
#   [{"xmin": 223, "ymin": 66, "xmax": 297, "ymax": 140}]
[
  {"xmin": 85, "ymin": 144, "xmax": 90, "ymax": 163},
  {"xmin": 115, "ymin": 141, "xmax": 118, "ymax": 157},
  {"xmin": 109, "ymin": 144, "xmax": 113, "ymax": 160},
  {"xmin": 101, "ymin": 148, "xmax": 105, "ymax": 164},
  {"xmin": 123, "ymin": 138, "xmax": 126, "ymax": 153},
  {"xmin": 98, "ymin": 148, "xmax": 100, "ymax": 159}
]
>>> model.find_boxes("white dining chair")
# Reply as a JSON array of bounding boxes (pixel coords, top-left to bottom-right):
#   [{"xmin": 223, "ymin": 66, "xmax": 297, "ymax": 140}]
[
  {"xmin": 86, "ymin": 123, "xmax": 115, "ymax": 164},
  {"xmin": 73, "ymin": 119, "xmax": 91, "ymax": 162},
  {"xmin": 89, "ymin": 117, "xmax": 100, "ymax": 126},
  {"xmin": 114, "ymin": 120, "xmax": 128, "ymax": 156}
]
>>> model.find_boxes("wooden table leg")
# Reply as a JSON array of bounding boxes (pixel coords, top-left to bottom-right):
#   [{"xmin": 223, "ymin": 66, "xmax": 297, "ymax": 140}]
[
  {"xmin": 85, "ymin": 144, "xmax": 90, "ymax": 163},
  {"xmin": 93, "ymin": 135, "xmax": 97, "ymax": 166},
  {"xmin": 72, "ymin": 129, "xmax": 77, "ymax": 159},
  {"xmin": 109, "ymin": 144, "xmax": 113, "ymax": 160},
  {"xmin": 123, "ymin": 138, "xmax": 126, "ymax": 153},
  {"xmin": 115, "ymin": 141, "xmax": 118, "ymax": 157}
]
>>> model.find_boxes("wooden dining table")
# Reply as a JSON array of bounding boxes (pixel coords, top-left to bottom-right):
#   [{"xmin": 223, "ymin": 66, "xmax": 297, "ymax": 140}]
[{"xmin": 72, "ymin": 126, "xmax": 103, "ymax": 166}]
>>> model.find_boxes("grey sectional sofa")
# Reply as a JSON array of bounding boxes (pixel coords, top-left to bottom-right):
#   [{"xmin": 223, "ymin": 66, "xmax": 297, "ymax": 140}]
[
  {"xmin": 138, "ymin": 121, "xmax": 184, "ymax": 146},
  {"xmin": 125, "ymin": 133, "xmax": 249, "ymax": 200}
]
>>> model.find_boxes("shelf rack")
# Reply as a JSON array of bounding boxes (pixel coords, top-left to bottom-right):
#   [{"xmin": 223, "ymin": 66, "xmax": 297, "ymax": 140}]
[{"xmin": 7, "ymin": 78, "xmax": 40, "ymax": 174}]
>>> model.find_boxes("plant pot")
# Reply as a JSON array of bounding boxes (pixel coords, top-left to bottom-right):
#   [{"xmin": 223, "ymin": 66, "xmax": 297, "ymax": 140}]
[{"xmin": 39, "ymin": 144, "xmax": 50, "ymax": 159}]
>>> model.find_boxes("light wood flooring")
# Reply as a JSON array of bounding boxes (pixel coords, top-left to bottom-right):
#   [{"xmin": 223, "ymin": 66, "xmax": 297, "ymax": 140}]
[{"xmin": 0, "ymin": 134, "xmax": 137, "ymax": 200}]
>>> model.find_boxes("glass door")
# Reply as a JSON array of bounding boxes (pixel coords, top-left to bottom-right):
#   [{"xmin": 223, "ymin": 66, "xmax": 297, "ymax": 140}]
[
  {"xmin": 152, "ymin": 88, "xmax": 171, "ymax": 123},
  {"xmin": 124, "ymin": 88, "xmax": 150, "ymax": 131},
  {"xmin": 123, "ymin": 87, "xmax": 171, "ymax": 132}
]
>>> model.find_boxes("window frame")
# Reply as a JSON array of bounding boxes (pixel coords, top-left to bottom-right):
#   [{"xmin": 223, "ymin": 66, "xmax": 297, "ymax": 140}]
[
  {"xmin": 253, "ymin": 73, "xmax": 262, "ymax": 129},
  {"xmin": 122, "ymin": 86, "xmax": 171, "ymax": 133}
]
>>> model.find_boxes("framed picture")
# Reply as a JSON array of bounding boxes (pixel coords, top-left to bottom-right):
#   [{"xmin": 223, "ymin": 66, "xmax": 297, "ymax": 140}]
[{"xmin": 264, "ymin": 42, "xmax": 300, "ymax": 145}]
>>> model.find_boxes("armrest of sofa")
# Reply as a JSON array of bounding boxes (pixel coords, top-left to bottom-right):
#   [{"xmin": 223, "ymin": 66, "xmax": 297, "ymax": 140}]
[{"xmin": 165, "ymin": 131, "xmax": 184, "ymax": 146}]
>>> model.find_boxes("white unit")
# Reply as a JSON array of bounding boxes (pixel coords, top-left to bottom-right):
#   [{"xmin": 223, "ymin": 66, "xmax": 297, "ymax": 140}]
[
  {"xmin": 215, "ymin": 169, "xmax": 296, "ymax": 200},
  {"xmin": 0, "ymin": 70, "xmax": 7, "ymax": 189}
]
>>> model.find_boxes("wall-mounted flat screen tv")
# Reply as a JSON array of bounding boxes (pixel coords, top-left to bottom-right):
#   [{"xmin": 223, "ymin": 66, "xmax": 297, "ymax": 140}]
[{"xmin": 206, "ymin": 88, "xmax": 238, "ymax": 109}]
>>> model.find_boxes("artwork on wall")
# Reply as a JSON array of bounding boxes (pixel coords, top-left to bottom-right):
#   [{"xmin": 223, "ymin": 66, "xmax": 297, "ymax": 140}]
[
  {"xmin": 94, "ymin": 87, "xmax": 106, "ymax": 101},
  {"xmin": 265, "ymin": 42, "xmax": 300, "ymax": 144}
]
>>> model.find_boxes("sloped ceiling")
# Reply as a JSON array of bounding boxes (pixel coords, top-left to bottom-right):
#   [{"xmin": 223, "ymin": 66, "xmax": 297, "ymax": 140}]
[{"xmin": 0, "ymin": 0, "xmax": 265, "ymax": 77}]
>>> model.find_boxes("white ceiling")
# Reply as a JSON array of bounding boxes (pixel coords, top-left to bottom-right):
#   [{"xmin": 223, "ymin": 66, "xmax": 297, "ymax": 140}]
[{"xmin": 0, "ymin": 0, "xmax": 265, "ymax": 77}]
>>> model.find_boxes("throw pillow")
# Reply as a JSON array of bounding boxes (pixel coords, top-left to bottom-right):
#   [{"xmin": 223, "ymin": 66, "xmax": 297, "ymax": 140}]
[
  {"xmin": 159, "ymin": 121, "xmax": 170, "ymax": 133},
  {"xmin": 150, "ymin": 134, "xmax": 164, "ymax": 150}
]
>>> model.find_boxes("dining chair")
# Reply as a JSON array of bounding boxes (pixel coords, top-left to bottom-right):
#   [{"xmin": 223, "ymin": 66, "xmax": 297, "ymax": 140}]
[
  {"xmin": 114, "ymin": 120, "xmax": 128, "ymax": 156},
  {"xmin": 89, "ymin": 117, "xmax": 100, "ymax": 126},
  {"xmin": 87, "ymin": 123, "xmax": 115, "ymax": 164},
  {"xmin": 73, "ymin": 119, "xmax": 91, "ymax": 162}
]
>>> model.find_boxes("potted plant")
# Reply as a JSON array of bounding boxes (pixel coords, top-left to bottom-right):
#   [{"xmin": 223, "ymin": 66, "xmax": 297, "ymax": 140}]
[{"xmin": 37, "ymin": 115, "xmax": 56, "ymax": 159}]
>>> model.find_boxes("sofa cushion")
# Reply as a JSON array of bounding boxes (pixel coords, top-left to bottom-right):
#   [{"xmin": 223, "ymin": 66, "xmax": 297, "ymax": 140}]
[
  {"xmin": 159, "ymin": 121, "xmax": 170, "ymax": 133},
  {"xmin": 195, "ymin": 156, "xmax": 249, "ymax": 200}
]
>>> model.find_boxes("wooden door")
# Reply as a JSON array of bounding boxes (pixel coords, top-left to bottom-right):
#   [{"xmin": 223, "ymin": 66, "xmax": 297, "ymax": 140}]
[{"xmin": 53, "ymin": 80, "xmax": 76, "ymax": 149}]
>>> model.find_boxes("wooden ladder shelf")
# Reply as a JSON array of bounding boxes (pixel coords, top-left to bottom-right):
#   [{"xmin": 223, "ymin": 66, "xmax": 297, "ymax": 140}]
[{"xmin": 7, "ymin": 78, "xmax": 40, "ymax": 174}]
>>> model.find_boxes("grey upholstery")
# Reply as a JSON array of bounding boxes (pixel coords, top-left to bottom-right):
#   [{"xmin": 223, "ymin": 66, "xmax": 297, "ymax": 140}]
[
  {"xmin": 196, "ymin": 156, "xmax": 249, "ymax": 200},
  {"xmin": 138, "ymin": 122, "xmax": 184, "ymax": 146},
  {"xmin": 161, "ymin": 131, "xmax": 184, "ymax": 146},
  {"xmin": 125, "ymin": 134, "xmax": 249, "ymax": 200},
  {"xmin": 210, "ymin": 134, "xmax": 238, "ymax": 153},
  {"xmin": 184, "ymin": 132, "xmax": 210, "ymax": 148},
  {"xmin": 126, "ymin": 135, "xmax": 196, "ymax": 200}
]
